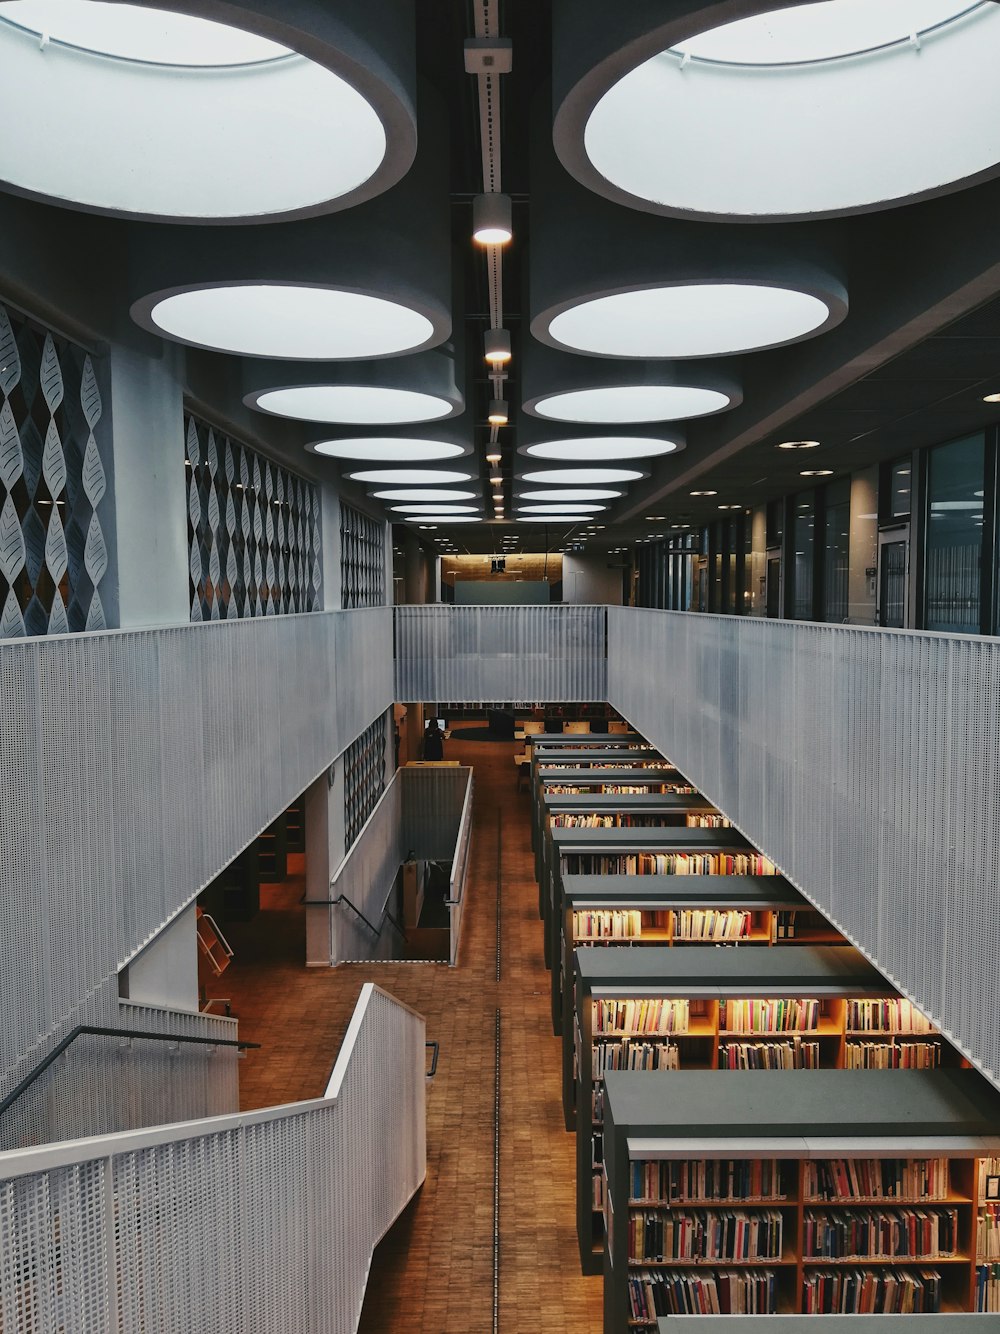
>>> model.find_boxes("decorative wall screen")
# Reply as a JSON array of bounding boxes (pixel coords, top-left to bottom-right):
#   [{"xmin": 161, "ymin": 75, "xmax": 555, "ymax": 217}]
[
  {"xmin": 340, "ymin": 502, "xmax": 386, "ymax": 609},
  {"xmin": 343, "ymin": 712, "xmax": 387, "ymax": 850},
  {"xmin": 0, "ymin": 302, "xmax": 112, "ymax": 637},
  {"xmin": 186, "ymin": 413, "xmax": 321, "ymax": 621}
]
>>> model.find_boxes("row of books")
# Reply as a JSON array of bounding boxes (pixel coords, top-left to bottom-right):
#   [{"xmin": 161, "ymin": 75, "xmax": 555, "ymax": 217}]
[
  {"xmin": 593, "ymin": 997, "xmax": 690, "ymax": 1035},
  {"xmin": 721, "ymin": 997, "xmax": 820, "ymax": 1033},
  {"xmin": 846, "ymin": 998, "xmax": 935, "ymax": 1034},
  {"xmin": 675, "ymin": 909, "xmax": 751, "ymax": 941},
  {"xmin": 845, "ymin": 1040, "xmax": 941, "ymax": 1069},
  {"xmin": 628, "ymin": 1269, "xmax": 777, "ymax": 1319},
  {"xmin": 573, "ymin": 909, "xmax": 646, "ymax": 939},
  {"xmin": 720, "ymin": 1039, "xmax": 820, "ymax": 1070},
  {"xmin": 630, "ymin": 1159, "xmax": 788, "ymax": 1206},
  {"xmin": 978, "ymin": 1204, "xmax": 1000, "ymax": 1260},
  {"xmin": 977, "ymin": 1263, "xmax": 1000, "ymax": 1312},
  {"xmin": 802, "ymin": 1207, "xmax": 958, "ymax": 1260},
  {"xmin": 773, "ymin": 909, "xmax": 827, "ymax": 940},
  {"xmin": 551, "ymin": 813, "xmax": 670, "ymax": 829},
  {"xmin": 803, "ymin": 1158, "xmax": 951, "ymax": 1202},
  {"xmin": 564, "ymin": 852, "xmax": 777, "ymax": 876},
  {"xmin": 802, "ymin": 1268, "xmax": 941, "ymax": 1314},
  {"xmin": 593, "ymin": 1040, "xmax": 680, "ymax": 1078},
  {"xmin": 546, "ymin": 782, "xmax": 698, "ymax": 796},
  {"xmin": 628, "ymin": 1209, "xmax": 784, "ymax": 1263},
  {"xmin": 685, "ymin": 814, "xmax": 732, "ymax": 828}
]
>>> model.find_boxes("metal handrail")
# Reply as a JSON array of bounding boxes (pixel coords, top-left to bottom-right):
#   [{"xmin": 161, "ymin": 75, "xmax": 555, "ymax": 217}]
[
  {"xmin": 425, "ymin": 1041, "xmax": 439, "ymax": 1077},
  {"xmin": 0, "ymin": 1024, "xmax": 260, "ymax": 1121},
  {"xmin": 301, "ymin": 890, "xmax": 407, "ymax": 941}
]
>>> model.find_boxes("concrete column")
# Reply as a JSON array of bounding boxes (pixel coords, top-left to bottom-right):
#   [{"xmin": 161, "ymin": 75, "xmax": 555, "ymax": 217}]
[
  {"xmin": 321, "ymin": 485, "xmax": 342, "ymax": 610},
  {"xmin": 848, "ymin": 466, "xmax": 879, "ymax": 625},
  {"xmin": 750, "ymin": 507, "xmax": 767, "ymax": 616},
  {"xmin": 303, "ymin": 771, "xmax": 346, "ymax": 966}
]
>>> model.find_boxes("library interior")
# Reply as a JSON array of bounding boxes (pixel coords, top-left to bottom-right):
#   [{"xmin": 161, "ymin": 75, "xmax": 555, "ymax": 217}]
[{"xmin": 4, "ymin": 2, "xmax": 1000, "ymax": 1332}]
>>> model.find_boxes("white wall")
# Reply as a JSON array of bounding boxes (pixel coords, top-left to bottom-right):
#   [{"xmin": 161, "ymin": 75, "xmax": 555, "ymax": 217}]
[
  {"xmin": 123, "ymin": 905, "xmax": 199, "ymax": 1013},
  {"xmin": 562, "ymin": 553, "xmax": 623, "ymax": 604}
]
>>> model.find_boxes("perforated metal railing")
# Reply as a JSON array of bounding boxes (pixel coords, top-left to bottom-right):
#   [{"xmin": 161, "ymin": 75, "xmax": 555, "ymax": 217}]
[
  {"xmin": 394, "ymin": 604, "xmax": 608, "ymax": 701},
  {"xmin": 447, "ymin": 772, "xmax": 475, "ymax": 966},
  {"xmin": 606, "ymin": 607, "xmax": 1000, "ymax": 1084},
  {"xmin": 0, "ymin": 983, "xmax": 426, "ymax": 1334},
  {"xmin": 0, "ymin": 607, "xmax": 394, "ymax": 1138}
]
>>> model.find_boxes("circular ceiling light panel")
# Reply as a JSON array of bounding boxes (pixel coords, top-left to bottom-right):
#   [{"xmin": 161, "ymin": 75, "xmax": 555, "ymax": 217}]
[
  {"xmin": 521, "ymin": 467, "xmax": 645, "ymax": 485},
  {"xmin": 517, "ymin": 503, "xmax": 607, "ymax": 515},
  {"xmin": 531, "ymin": 384, "xmax": 732, "ymax": 423},
  {"xmin": 517, "ymin": 489, "xmax": 623, "ymax": 502},
  {"xmin": 404, "ymin": 515, "xmax": 481, "ymax": 524},
  {"xmin": 311, "ymin": 439, "xmax": 466, "ymax": 463},
  {"xmin": 391, "ymin": 503, "xmax": 479, "ymax": 515},
  {"xmin": 372, "ymin": 489, "xmax": 477, "ymax": 502},
  {"xmin": 516, "ymin": 516, "xmax": 593, "ymax": 524},
  {"xmin": 251, "ymin": 385, "xmax": 454, "ymax": 424},
  {"xmin": 546, "ymin": 285, "xmax": 838, "ymax": 359},
  {"xmin": 580, "ymin": 0, "xmax": 1000, "ymax": 220},
  {"xmin": 347, "ymin": 467, "xmax": 472, "ymax": 485},
  {"xmin": 523, "ymin": 435, "xmax": 682, "ymax": 461},
  {"xmin": 144, "ymin": 287, "xmax": 434, "ymax": 360},
  {"xmin": 0, "ymin": 1, "xmax": 409, "ymax": 221}
]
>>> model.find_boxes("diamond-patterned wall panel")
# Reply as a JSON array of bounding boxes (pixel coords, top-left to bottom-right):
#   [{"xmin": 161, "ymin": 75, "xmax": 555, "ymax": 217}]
[
  {"xmin": 343, "ymin": 712, "xmax": 388, "ymax": 850},
  {"xmin": 185, "ymin": 413, "xmax": 321, "ymax": 622},
  {"xmin": 0, "ymin": 303, "xmax": 113, "ymax": 637},
  {"xmin": 340, "ymin": 502, "xmax": 386, "ymax": 609}
]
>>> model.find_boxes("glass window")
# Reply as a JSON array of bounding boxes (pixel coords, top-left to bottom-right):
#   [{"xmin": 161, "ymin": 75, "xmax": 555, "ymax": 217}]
[
  {"xmin": 790, "ymin": 490, "xmax": 816, "ymax": 620},
  {"xmin": 924, "ymin": 433, "xmax": 985, "ymax": 633},
  {"xmin": 766, "ymin": 498, "xmax": 784, "ymax": 548},
  {"xmin": 822, "ymin": 479, "xmax": 850, "ymax": 622},
  {"xmin": 741, "ymin": 516, "xmax": 753, "ymax": 613},
  {"xmin": 889, "ymin": 458, "xmax": 912, "ymax": 519}
]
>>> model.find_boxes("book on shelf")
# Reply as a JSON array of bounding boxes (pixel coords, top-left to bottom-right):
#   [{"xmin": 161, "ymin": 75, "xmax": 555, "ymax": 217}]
[
  {"xmin": 565, "ymin": 852, "xmax": 777, "ymax": 876},
  {"xmin": 685, "ymin": 814, "xmax": 732, "ymax": 828},
  {"xmin": 803, "ymin": 1157, "xmax": 951, "ymax": 1202},
  {"xmin": 574, "ymin": 908, "xmax": 647, "ymax": 939},
  {"xmin": 593, "ymin": 1040, "xmax": 680, "ymax": 1078},
  {"xmin": 977, "ymin": 1203, "xmax": 1000, "ymax": 1261},
  {"xmin": 675, "ymin": 909, "xmax": 751, "ymax": 942},
  {"xmin": 629, "ymin": 1209, "xmax": 784, "ymax": 1263},
  {"xmin": 720, "ymin": 1039, "xmax": 820, "ymax": 1070},
  {"xmin": 721, "ymin": 997, "xmax": 819, "ymax": 1033},
  {"xmin": 846, "ymin": 998, "xmax": 935, "ymax": 1034},
  {"xmin": 630, "ymin": 1158, "xmax": 788, "ymax": 1205},
  {"xmin": 846, "ymin": 1040, "xmax": 942, "ymax": 1069},
  {"xmin": 628, "ymin": 1268, "xmax": 778, "ymax": 1319},
  {"xmin": 594, "ymin": 997, "xmax": 690, "ymax": 1035},
  {"xmin": 802, "ymin": 1267, "xmax": 942, "ymax": 1314},
  {"xmin": 802, "ymin": 1206, "xmax": 959, "ymax": 1260},
  {"xmin": 773, "ymin": 908, "xmax": 831, "ymax": 940},
  {"xmin": 977, "ymin": 1263, "xmax": 1000, "ymax": 1312}
]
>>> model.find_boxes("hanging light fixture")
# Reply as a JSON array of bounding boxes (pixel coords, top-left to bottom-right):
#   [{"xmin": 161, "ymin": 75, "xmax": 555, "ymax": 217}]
[
  {"xmin": 472, "ymin": 192, "xmax": 513, "ymax": 245},
  {"xmin": 484, "ymin": 328, "xmax": 512, "ymax": 365}
]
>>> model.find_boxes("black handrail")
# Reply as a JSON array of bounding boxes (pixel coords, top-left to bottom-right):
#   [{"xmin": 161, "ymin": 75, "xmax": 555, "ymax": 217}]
[
  {"xmin": 0, "ymin": 1024, "xmax": 260, "ymax": 1121},
  {"xmin": 300, "ymin": 891, "xmax": 407, "ymax": 941},
  {"xmin": 425, "ymin": 1041, "xmax": 439, "ymax": 1077}
]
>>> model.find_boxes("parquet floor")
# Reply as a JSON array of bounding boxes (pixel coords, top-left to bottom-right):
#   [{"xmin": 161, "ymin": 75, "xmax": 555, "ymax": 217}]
[{"xmin": 220, "ymin": 725, "xmax": 603, "ymax": 1333}]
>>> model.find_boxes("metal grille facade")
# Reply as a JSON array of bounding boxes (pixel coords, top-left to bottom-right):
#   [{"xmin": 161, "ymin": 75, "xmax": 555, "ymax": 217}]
[
  {"xmin": 0, "ymin": 301, "xmax": 113, "ymax": 637},
  {"xmin": 340, "ymin": 501, "xmax": 386, "ymax": 609},
  {"xmin": 393, "ymin": 604, "xmax": 608, "ymax": 702},
  {"xmin": 0, "ymin": 607, "xmax": 394, "ymax": 1140},
  {"xmin": 0, "ymin": 983, "xmax": 425, "ymax": 1334},
  {"xmin": 606, "ymin": 606, "xmax": 1000, "ymax": 1084},
  {"xmin": 186, "ymin": 412, "xmax": 321, "ymax": 621},
  {"xmin": 343, "ymin": 712, "xmax": 388, "ymax": 850}
]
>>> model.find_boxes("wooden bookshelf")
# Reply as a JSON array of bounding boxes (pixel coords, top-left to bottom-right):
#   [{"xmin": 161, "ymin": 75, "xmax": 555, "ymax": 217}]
[
  {"xmin": 602, "ymin": 1070, "xmax": 1000, "ymax": 1331},
  {"xmin": 543, "ymin": 827, "xmax": 758, "ymax": 972},
  {"xmin": 658, "ymin": 1319, "xmax": 1000, "ymax": 1332},
  {"xmin": 554, "ymin": 875, "xmax": 843, "ymax": 1042},
  {"xmin": 533, "ymin": 794, "xmax": 727, "ymax": 907},
  {"xmin": 975, "ymin": 1155, "xmax": 1000, "ymax": 1310},
  {"xmin": 573, "ymin": 946, "xmax": 921, "ymax": 1276},
  {"xmin": 528, "ymin": 732, "xmax": 645, "ymax": 748}
]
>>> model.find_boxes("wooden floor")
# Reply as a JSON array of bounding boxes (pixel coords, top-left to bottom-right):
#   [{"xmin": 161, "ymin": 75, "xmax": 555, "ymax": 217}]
[{"xmin": 221, "ymin": 725, "xmax": 603, "ymax": 1333}]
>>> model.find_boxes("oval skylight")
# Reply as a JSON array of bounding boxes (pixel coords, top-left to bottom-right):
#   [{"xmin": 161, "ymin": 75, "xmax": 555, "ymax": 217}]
[
  {"xmin": 517, "ymin": 503, "xmax": 607, "ymax": 515},
  {"xmin": 347, "ymin": 468, "xmax": 473, "ymax": 484},
  {"xmin": 547, "ymin": 285, "xmax": 837, "ymax": 359},
  {"xmin": 532, "ymin": 384, "xmax": 732, "ymax": 423},
  {"xmin": 312, "ymin": 439, "xmax": 466, "ymax": 463},
  {"xmin": 516, "ymin": 516, "xmax": 592, "ymax": 524},
  {"xmin": 0, "ymin": 2, "xmax": 392, "ymax": 220},
  {"xmin": 372, "ymin": 489, "xmax": 477, "ymax": 502},
  {"xmin": 521, "ymin": 467, "xmax": 645, "ymax": 485},
  {"xmin": 145, "ymin": 288, "xmax": 434, "ymax": 360},
  {"xmin": 582, "ymin": 0, "xmax": 1000, "ymax": 219},
  {"xmin": 517, "ymin": 489, "xmax": 623, "ymax": 502},
  {"xmin": 524, "ymin": 436, "xmax": 681, "ymax": 461},
  {"xmin": 252, "ymin": 385, "xmax": 454, "ymax": 424},
  {"xmin": 391, "ymin": 504, "xmax": 479, "ymax": 515},
  {"xmin": 404, "ymin": 515, "xmax": 481, "ymax": 524}
]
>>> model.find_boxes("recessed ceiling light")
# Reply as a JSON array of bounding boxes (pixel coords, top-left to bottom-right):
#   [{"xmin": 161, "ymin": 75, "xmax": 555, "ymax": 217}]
[
  {"xmin": 524, "ymin": 435, "xmax": 681, "ymax": 461},
  {"xmin": 417, "ymin": 525, "xmax": 438, "ymax": 530},
  {"xmin": 645, "ymin": 515, "xmax": 666, "ymax": 520},
  {"xmin": 518, "ymin": 503, "xmax": 607, "ymax": 514},
  {"xmin": 252, "ymin": 385, "xmax": 454, "ymax": 424},
  {"xmin": 391, "ymin": 503, "xmax": 478, "ymax": 514},
  {"xmin": 146, "ymin": 288, "xmax": 434, "ymax": 360},
  {"xmin": 518, "ymin": 488, "xmax": 622, "ymax": 502},
  {"xmin": 516, "ymin": 515, "xmax": 594, "ymax": 523},
  {"xmin": 547, "ymin": 285, "xmax": 839, "ymax": 359},
  {"xmin": 312, "ymin": 438, "xmax": 465, "ymax": 462},
  {"xmin": 800, "ymin": 469, "xmax": 834, "ymax": 477},
  {"xmin": 0, "ymin": 1, "xmax": 391, "ymax": 221},
  {"xmin": 521, "ymin": 467, "xmax": 645, "ymax": 484},
  {"xmin": 531, "ymin": 384, "xmax": 734, "ymax": 423},
  {"xmin": 372, "ymin": 488, "xmax": 477, "ymax": 502},
  {"xmin": 404, "ymin": 515, "xmax": 481, "ymax": 524},
  {"xmin": 689, "ymin": 490, "xmax": 718, "ymax": 497},
  {"xmin": 346, "ymin": 467, "xmax": 472, "ymax": 484},
  {"xmin": 982, "ymin": 392, "xmax": 1000, "ymax": 404},
  {"xmin": 718, "ymin": 504, "xmax": 742, "ymax": 510},
  {"xmin": 776, "ymin": 439, "xmax": 821, "ymax": 450}
]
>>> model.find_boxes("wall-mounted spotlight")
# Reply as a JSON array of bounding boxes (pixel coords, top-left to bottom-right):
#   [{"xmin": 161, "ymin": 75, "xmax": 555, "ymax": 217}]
[{"xmin": 473, "ymin": 193, "xmax": 513, "ymax": 245}]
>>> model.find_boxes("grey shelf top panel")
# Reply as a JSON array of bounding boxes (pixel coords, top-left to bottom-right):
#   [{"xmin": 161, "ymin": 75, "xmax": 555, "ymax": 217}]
[
  {"xmin": 553, "ymin": 827, "xmax": 752, "ymax": 852},
  {"xmin": 562, "ymin": 874, "xmax": 802, "ymax": 911},
  {"xmin": 533, "ymin": 748, "xmax": 664, "ymax": 764},
  {"xmin": 538, "ymin": 767, "xmax": 682, "ymax": 785},
  {"xmin": 604, "ymin": 1068, "xmax": 1000, "ymax": 1140},
  {"xmin": 528, "ymin": 733, "xmax": 643, "ymax": 745},
  {"xmin": 543, "ymin": 793, "xmax": 712, "ymax": 814},
  {"xmin": 659, "ymin": 1319, "xmax": 1000, "ymax": 1333},
  {"xmin": 574, "ymin": 943, "xmax": 884, "ymax": 993}
]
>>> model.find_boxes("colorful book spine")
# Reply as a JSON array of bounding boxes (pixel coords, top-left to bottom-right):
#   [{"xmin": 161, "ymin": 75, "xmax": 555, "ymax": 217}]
[
  {"xmin": 629, "ymin": 1158, "xmax": 786, "ymax": 1205},
  {"xmin": 803, "ymin": 1207, "xmax": 958, "ymax": 1260},
  {"xmin": 629, "ymin": 1209, "xmax": 784, "ymax": 1263},
  {"xmin": 721, "ymin": 997, "xmax": 820, "ymax": 1033},
  {"xmin": 802, "ymin": 1268, "xmax": 941, "ymax": 1314},
  {"xmin": 628, "ymin": 1269, "xmax": 777, "ymax": 1319},
  {"xmin": 719, "ymin": 1039, "xmax": 820, "ymax": 1070},
  {"xmin": 803, "ymin": 1158, "xmax": 950, "ymax": 1202}
]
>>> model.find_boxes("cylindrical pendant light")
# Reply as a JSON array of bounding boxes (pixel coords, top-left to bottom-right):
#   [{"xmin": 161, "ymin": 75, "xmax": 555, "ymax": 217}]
[{"xmin": 472, "ymin": 192, "xmax": 513, "ymax": 245}]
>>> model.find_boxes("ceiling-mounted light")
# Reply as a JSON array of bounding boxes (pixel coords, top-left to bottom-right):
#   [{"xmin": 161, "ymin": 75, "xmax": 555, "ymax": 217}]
[
  {"xmin": 484, "ymin": 328, "xmax": 512, "ymax": 366},
  {"xmin": 517, "ymin": 503, "xmax": 607, "ymax": 514},
  {"xmin": 776, "ymin": 440, "xmax": 820, "ymax": 450},
  {"xmin": 982, "ymin": 392, "xmax": 1000, "ymax": 403},
  {"xmin": 689, "ymin": 490, "xmax": 717, "ymax": 497},
  {"xmin": 523, "ymin": 434, "xmax": 682, "ymax": 461},
  {"xmin": 486, "ymin": 449, "xmax": 502, "ymax": 464},
  {"xmin": 522, "ymin": 467, "xmax": 644, "ymax": 485},
  {"xmin": 310, "ymin": 438, "xmax": 465, "ymax": 462},
  {"xmin": 488, "ymin": 398, "xmax": 509, "ymax": 425},
  {"xmin": 372, "ymin": 488, "xmax": 477, "ymax": 502},
  {"xmin": 472, "ymin": 192, "xmax": 513, "ymax": 245},
  {"xmin": 405, "ymin": 515, "xmax": 481, "ymax": 523},
  {"xmin": 800, "ymin": 469, "xmax": 834, "ymax": 477},
  {"xmin": 392, "ymin": 503, "xmax": 479, "ymax": 514},
  {"xmin": 519, "ymin": 489, "xmax": 622, "ymax": 502},
  {"xmin": 347, "ymin": 467, "xmax": 472, "ymax": 484},
  {"xmin": 717, "ymin": 504, "xmax": 742, "ymax": 510}
]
